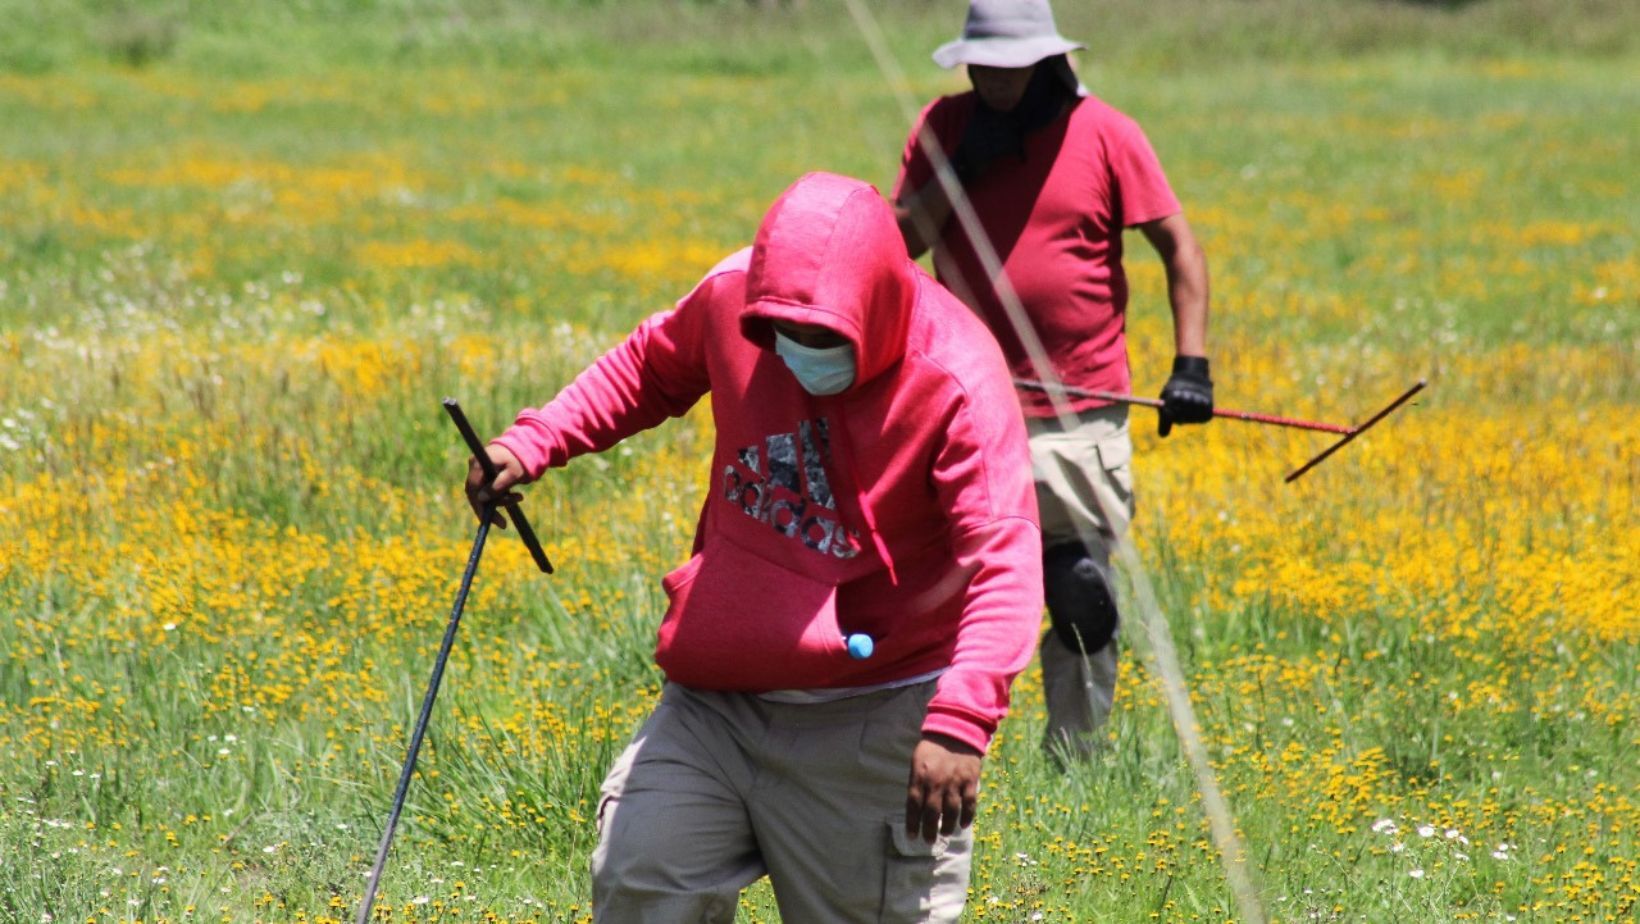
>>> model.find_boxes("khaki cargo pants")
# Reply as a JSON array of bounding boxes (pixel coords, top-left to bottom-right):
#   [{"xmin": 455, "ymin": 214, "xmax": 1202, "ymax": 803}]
[
  {"xmin": 1027, "ymin": 404, "xmax": 1136, "ymax": 758},
  {"xmin": 592, "ymin": 680, "xmax": 971, "ymax": 923}
]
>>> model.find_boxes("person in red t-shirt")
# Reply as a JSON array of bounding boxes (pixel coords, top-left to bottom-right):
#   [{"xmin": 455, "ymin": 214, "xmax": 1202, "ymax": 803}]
[{"xmin": 892, "ymin": 0, "xmax": 1214, "ymax": 760}]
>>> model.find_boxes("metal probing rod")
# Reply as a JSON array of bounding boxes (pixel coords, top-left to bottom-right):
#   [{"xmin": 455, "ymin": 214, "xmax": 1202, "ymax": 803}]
[
  {"xmin": 1285, "ymin": 380, "xmax": 1427, "ymax": 483},
  {"xmin": 1013, "ymin": 378, "xmax": 1355, "ymax": 435},
  {"xmin": 354, "ymin": 399, "xmax": 553, "ymax": 923},
  {"xmin": 355, "ymin": 513, "xmax": 493, "ymax": 924},
  {"xmin": 443, "ymin": 398, "xmax": 553, "ymax": 574}
]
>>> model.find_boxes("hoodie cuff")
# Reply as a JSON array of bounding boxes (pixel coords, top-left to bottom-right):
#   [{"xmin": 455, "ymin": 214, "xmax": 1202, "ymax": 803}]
[
  {"xmin": 920, "ymin": 705, "xmax": 993, "ymax": 755},
  {"xmin": 491, "ymin": 425, "xmax": 556, "ymax": 481}
]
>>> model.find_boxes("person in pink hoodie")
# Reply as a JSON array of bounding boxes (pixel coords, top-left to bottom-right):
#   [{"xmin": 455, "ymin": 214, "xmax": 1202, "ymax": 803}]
[{"xmin": 466, "ymin": 172, "xmax": 1041, "ymax": 922}]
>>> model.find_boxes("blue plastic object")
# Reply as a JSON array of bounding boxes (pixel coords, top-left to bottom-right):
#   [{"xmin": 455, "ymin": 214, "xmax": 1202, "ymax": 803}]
[{"xmin": 845, "ymin": 633, "xmax": 874, "ymax": 660}]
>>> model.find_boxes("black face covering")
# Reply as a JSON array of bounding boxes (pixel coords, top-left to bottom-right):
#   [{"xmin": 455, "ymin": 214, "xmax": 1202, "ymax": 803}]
[
  {"xmin": 956, "ymin": 55, "xmax": 1081, "ymax": 182},
  {"xmin": 1006, "ymin": 54, "xmax": 1079, "ymax": 136}
]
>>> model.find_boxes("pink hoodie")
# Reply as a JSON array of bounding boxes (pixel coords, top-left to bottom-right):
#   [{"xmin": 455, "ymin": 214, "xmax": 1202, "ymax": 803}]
[{"xmin": 494, "ymin": 173, "xmax": 1042, "ymax": 751}]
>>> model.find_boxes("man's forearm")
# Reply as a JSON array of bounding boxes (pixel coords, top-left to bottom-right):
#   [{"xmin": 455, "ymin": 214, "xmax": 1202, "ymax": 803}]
[
  {"xmin": 1166, "ymin": 245, "xmax": 1210, "ymax": 357},
  {"xmin": 1142, "ymin": 214, "xmax": 1211, "ymax": 357},
  {"xmin": 895, "ymin": 181, "xmax": 955, "ymax": 259}
]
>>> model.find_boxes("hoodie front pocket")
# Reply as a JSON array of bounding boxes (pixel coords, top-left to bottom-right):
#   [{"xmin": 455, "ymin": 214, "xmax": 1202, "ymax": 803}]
[{"xmin": 654, "ymin": 538, "xmax": 847, "ymax": 691}]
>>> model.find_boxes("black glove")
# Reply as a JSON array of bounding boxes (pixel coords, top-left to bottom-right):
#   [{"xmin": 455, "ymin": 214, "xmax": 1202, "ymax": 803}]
[
  {"xmin": 1158, "ymin": 355, "xmax": 1213, "ymax": 437},
  {"xmin": 950, "ymin": 102, "xmax": 1020, "ymax": 184}
]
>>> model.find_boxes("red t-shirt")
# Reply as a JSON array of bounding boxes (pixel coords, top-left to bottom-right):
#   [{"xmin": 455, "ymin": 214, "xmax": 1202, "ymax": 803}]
[{"xmin": 893, "ymin": 92, "xmax": 1181, "ymax": 416}]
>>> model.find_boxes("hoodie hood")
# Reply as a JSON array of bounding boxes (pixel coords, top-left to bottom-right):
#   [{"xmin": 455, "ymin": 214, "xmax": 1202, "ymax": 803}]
[{"xmin": 741, "ymin": 172, "xmax": 917, "ymax": 390}]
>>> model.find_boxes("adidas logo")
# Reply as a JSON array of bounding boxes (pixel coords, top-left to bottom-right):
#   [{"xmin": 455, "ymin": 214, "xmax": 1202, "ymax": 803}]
[{"xmin": 721, "ymin": 418, "xmax": 862, "ymax": 560}]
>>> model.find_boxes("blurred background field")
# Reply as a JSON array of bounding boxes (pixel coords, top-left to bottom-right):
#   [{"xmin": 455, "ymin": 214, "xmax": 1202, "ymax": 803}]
[{"xmin": 1, "ymin": 1, "xmax": 1636, "ymax": 921}]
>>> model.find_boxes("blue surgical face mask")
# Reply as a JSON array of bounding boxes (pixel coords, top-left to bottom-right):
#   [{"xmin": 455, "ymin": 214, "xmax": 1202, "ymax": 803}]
[{"xmin": 774, "ymin": 331, "xmax": 856, "ymax": 396}]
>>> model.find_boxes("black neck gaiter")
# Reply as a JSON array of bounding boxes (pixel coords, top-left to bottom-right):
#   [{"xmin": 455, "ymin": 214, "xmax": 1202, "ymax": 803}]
[{"xmin": 1006, "ymin": 54, "xmax": 1079, "ymax": 137}]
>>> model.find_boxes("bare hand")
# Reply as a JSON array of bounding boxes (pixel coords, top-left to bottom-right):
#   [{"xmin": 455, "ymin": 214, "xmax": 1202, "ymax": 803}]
[
  {"xmin": 465, "ymin": 444, "xmax": 527, "ymax": 529},
  {"xmin": 905, "ymin": 733, "xmax": 983, "ymax": 844}
]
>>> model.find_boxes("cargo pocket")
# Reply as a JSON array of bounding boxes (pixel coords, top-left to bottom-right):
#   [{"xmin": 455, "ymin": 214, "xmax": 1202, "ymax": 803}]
[
  {"xmin": 885, "ymin": 815, "xmax": 975, "ymax": 923},
  {"xmin": 1093, "ymin": 429, "xmax": 1136, "ymax": 527},
  {"xmin": 654, "ymin": 538, "xmax": 846, "ymax": 690},
  {"xmin": 881, "ymin": 816, "xmax": 946, "ymax": 921},
  {"xmin": 595, "ymin": 736, "xmax": 641, "ymax": 837}
]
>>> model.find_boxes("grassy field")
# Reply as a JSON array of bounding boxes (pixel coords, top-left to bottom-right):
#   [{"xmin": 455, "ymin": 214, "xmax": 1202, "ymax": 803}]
[{"xmin": 2, "ymin": 1, "xmax": 1636, "ymax": 921}]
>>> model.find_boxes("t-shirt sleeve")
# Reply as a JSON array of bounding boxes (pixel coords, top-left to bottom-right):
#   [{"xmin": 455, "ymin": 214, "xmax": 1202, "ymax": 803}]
[
  {"xmin": 1106, "ymin": 112, "xmax": 1182, "ymax": 227},
  {"xmin": 891, "ymin": 98, "xmax": 953, "ymax": 203}
]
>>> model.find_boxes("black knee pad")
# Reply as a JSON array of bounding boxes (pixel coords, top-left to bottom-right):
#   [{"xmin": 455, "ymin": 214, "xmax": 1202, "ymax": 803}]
[{"xmin": 1043, "ymin": 543, "xmax": 1119, "ymax": 654}]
